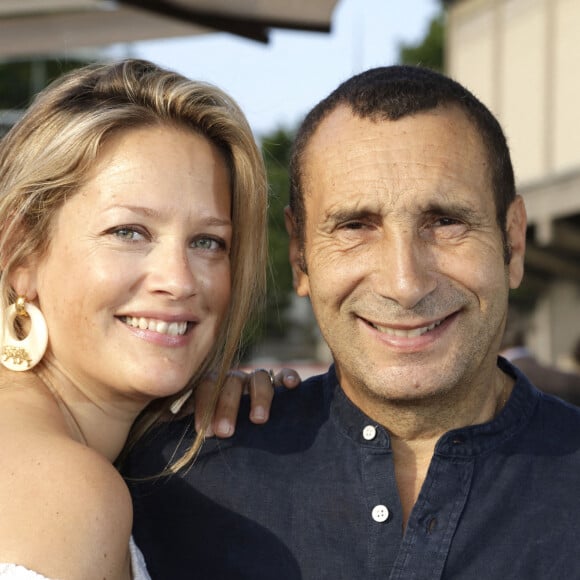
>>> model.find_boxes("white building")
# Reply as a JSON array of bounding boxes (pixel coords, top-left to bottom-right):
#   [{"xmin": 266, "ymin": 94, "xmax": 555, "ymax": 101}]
[{"xmin": 446, "ymin": 0, "xmax": 580, "ymax": 367}]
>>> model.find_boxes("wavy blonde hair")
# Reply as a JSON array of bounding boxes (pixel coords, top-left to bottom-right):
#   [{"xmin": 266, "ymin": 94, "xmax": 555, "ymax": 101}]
[{"xmin": 0, "ymin": 59, "xmax": 268, "ymax": 470}]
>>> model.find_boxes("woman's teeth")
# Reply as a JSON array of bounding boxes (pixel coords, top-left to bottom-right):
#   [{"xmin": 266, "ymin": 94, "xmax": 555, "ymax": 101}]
[{"xmin": 122, "ymin": 316, "xmax": 188, "ymax": 336}]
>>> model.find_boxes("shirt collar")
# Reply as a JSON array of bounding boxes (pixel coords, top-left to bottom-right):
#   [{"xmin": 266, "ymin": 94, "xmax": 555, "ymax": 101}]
[{"xmin": 326, "ymin": 357, "xmax": 540, "ymax": 456}]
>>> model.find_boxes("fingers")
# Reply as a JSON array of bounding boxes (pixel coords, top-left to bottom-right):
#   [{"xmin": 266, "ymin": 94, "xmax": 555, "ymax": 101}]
[
  {"xmin": 274, "ymin": 368, "xmax": 302, "ymax": 390},
  {"xmin": 248, "ymin": 368, "xmax": 303, "ymax": 424},
  {"xmin": 193, "ymin": 367, "xmax": 304, "ymax": 439},
  {"xmin": 248, "ymin": 369, "xmax": 275, "ymax": 425},
  {"xmin": 194, "ymin": 371, "xmax": 247, "ymax": 438}
]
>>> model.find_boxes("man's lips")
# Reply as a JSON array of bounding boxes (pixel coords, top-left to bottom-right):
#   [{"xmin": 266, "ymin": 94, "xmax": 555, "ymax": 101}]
[{"xmin": 363, "ymin": 314, "xmax": 453, "ymax": 338}]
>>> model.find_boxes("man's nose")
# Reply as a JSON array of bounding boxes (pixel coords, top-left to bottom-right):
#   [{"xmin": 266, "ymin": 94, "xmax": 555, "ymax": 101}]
[{"xmin": 374, "ymin": 229, "xmax": 436, "ymax": 309}]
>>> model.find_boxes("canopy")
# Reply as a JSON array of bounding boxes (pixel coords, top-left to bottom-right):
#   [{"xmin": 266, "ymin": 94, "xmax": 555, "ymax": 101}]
[{"xmin": 0, "ymin": 0, "xmax": 339, "ymax": 58}]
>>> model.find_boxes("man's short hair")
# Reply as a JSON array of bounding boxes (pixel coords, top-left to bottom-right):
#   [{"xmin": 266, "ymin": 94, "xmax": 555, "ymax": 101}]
[{"xmin": 289, "ymin": 65, "xmax": 516, "ymax": 261}]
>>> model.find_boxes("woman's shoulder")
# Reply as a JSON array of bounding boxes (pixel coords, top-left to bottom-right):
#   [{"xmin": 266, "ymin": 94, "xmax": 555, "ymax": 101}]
[{"xmin": 0, "ymin": 392, "xmax": 133, "ymax": 579}]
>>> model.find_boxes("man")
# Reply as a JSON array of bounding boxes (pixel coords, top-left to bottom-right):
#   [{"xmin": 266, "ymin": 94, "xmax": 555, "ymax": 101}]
[
  {"xmin": 500, "ymin": 307, "xmax": 580, "ymax": 405},
  {"xmin": 126, "ymin": 66, "xmax": 580, "ymax": 579}
]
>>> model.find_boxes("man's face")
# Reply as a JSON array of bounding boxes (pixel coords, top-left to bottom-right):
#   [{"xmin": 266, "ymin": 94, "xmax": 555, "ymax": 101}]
[{"xmin": 287, "ymin": 105, "xmax": 526, "ymax": 420}]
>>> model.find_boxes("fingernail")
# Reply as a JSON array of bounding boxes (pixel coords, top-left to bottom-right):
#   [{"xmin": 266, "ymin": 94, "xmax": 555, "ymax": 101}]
[
  {"xmin": 216, "ymin": 419, "xmax": 233, "ymax": 437},
  {"xmin": 197, "ymin": 421, "xmax": 214, "ymax": 437},
  {"xmin": 252, "ymin": 406, "xmax": 266, "ymax": 422}
]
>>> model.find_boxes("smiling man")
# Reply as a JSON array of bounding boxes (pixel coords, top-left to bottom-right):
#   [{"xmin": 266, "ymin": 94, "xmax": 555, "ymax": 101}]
[{"xmin": 127, "ymin": 66, "xmax": 580, "ymax": 579}]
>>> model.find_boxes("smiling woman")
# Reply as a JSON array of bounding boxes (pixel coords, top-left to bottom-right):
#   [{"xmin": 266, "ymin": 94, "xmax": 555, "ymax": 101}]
[{"xmin": 0, "ymin": 59, "xmax": 268, "ymax": 579}]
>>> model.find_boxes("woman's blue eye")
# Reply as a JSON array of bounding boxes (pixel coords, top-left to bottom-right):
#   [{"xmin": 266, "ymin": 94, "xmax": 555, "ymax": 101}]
[
  {"xmin": 193, "ymin": 237, "xmax": 224, "ymax": 251},
  {"xmin": 114, "ymin": 228, "xmax": 143, "ymax": 240}
]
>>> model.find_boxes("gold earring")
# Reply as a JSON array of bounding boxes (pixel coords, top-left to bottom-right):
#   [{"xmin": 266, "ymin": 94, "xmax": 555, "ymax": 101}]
[{"xmin": 1, "ymin": 296, "xmax": 48, "ymax": 371}]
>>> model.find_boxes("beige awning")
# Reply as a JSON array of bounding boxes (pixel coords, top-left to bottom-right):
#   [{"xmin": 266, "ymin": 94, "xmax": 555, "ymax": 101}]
[{"xmin": 0, "ymin": 0, "xmax": 339, "ymax": 59}]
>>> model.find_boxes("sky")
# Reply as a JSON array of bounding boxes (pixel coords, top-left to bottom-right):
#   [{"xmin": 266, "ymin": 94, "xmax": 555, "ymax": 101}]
[{"xmin": 129, "ymin": 0, "xmax": 440, "ymax": 137}]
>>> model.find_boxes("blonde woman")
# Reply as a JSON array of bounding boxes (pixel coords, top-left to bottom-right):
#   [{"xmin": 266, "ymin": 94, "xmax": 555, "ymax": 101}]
[{"xmin": 0, "ymin": 59, "xmax": 285, "ymax": 579}]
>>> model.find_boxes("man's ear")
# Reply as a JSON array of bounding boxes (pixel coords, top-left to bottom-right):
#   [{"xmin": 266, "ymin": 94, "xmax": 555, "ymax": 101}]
[
  {"xmin": 284, "ymin": 206, "xmax": 310, "ymax": 298},
  {"xmin": 506, "ymin": 195, "xmax": 527, "ymax": 289}
]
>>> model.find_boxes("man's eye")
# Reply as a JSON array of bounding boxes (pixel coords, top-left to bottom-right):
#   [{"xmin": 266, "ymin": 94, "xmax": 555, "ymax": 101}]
[
  {"xmin": 434, "ymin": 217, "xmax": 462, "ymax": 227},
  {"xmin": 340, "ymin": 221, "xmax": 369, "ymax": 231},
  {"xmin": 424, "ymin": 216, "xmax": 468, "ymax": 240}
]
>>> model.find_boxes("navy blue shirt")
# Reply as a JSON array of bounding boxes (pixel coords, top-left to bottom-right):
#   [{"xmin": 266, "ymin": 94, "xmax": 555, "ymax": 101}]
[{"xmin": 126, "ymin": 359, "xmax": 580, "ymax": 579}]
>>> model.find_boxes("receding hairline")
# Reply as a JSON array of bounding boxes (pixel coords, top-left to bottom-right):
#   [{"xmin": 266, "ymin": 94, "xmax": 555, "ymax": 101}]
[{"xmin": 297, "ymin": 102, "xmax": 494, "ymax": 190}]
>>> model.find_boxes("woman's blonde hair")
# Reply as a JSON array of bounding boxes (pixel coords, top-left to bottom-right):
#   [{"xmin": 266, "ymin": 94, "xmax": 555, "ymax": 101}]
[{"xmin": 0, "ymin": 59, "xmax": 268, "ymax": 470}]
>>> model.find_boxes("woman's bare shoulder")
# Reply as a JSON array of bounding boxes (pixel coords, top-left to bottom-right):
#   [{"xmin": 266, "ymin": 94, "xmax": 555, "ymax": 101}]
[{"xmin": 0, "ymin": 394, "xmax": 133, "ymax": 579}]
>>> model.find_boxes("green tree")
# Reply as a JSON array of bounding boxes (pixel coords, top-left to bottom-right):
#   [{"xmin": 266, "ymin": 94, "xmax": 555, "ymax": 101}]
[
  {"xmin": 261, "ymin": 128, "xmax": 295, "ymax": 334},
  {"xmin": 0, "ymin": 58, "xmax": 91, "ymax": 109},
  {"xmin": 239, "ymin": 127, "xmax": 296, "ymax": 360},
  {"xmin": 398, "ymin": 8, "xmax": 445, "ymax": 72}
]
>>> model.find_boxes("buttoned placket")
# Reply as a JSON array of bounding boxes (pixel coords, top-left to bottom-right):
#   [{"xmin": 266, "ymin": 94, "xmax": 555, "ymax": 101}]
[
  {"xmin": 328, "ymin": 371, "xmax": 503, "ymax": 579},
  {"xmin": 355, "ymin": 421, "xmax": 476, "ymax": 579},
  {"xmin": 389, "ymin": 445, "xmax": 475, "ymax": 580},
  {"xmin": 355, "ymin": 421, "xmax": 405, "ymax": 575}
]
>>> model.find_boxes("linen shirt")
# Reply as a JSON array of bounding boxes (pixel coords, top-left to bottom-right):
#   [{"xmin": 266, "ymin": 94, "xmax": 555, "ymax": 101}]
[{"xmin": 126, "ymin": 359, "xmax": 580, "ymax": 579}]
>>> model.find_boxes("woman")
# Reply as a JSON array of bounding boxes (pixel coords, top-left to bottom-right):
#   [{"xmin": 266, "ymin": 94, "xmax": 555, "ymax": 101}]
[{"xmin": 0, "ymin": 59, "xmax": 273, "ymax": 579}]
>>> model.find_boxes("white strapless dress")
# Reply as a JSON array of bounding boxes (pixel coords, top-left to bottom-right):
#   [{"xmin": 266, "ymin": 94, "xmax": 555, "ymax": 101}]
[{"xmin": 0, "ymin": 536, "xmax": 150, "ymax": 579}]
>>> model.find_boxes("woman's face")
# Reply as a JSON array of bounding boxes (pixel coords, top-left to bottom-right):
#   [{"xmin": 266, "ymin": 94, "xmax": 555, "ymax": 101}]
[{"xmin": 21, "ymin": 125, "xmax": 232, "ymax": 405}]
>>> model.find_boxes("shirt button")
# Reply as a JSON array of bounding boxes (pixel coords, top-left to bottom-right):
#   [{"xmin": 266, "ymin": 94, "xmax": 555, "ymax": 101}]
[
  {"xmin": 362, "ymin": 425, "xmax": 377, "ymax": 440},
  {"xmin": 371, "ymin": 504, "xmax": 389, "ymax": 522}
]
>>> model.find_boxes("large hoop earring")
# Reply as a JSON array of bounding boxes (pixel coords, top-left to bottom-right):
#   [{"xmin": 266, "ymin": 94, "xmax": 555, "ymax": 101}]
[{"xmin": 1, "ymin": 296, "xmax": 48, "ymax": 371}]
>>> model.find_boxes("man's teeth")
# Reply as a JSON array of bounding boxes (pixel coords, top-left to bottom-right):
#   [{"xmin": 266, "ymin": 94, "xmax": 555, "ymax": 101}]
[
  {"xmin": 122, "ymin": 316, "xmax": 188, "ymax": 336},
  {"xmin": 372, "ymin": 319, "xmax": 443, "ymax": 337}
]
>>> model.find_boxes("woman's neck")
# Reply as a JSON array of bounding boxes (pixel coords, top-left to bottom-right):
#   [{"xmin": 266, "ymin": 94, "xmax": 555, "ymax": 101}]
[{"xmin": 33, "ymin": 362, "xmax": 147, "ymax": 462}]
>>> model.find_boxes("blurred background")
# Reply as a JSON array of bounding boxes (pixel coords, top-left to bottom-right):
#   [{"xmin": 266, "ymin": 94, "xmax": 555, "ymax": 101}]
[{"xmin": 1, "ymin": 0, "xmax": 579, "ymax": 380}]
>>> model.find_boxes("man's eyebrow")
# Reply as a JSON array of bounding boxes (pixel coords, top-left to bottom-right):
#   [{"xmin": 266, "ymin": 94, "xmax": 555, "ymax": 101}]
[
  {"xmin": 421, "ymin": 201, "xmax": 480, "ymax": 221},
  {"xmin": 323, "ymin": 207, "xmax": 379, "ymax": 225}
]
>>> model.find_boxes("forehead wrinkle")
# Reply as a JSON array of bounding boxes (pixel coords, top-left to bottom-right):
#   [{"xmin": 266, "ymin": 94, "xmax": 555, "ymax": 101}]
[
  {"xmin": 321, "ymin": 194, "xmax": 389, "ymax": 224},
  {"xmin": 319, "ymin": 189, "xmax": 484, "ymax": 230},
  {"xmin": 104, "ymin": 203, "xmax": 231, "ymax": 228},
  {"xmin": 420, "ymin": 199, "xmax": 480, "ymax": 220}
]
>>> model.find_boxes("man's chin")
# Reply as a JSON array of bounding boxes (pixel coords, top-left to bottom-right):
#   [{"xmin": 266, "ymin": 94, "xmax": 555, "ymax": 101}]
[{"xmin": 352, "ymin": 363, "xmax": 462, "ymax": 402}]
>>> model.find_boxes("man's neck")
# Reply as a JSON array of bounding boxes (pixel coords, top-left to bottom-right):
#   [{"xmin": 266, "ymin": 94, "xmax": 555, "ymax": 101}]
[
  {"xmin": 390, "ymin": 433, "xmax": 440, "ymax": 528},
  {"xmin": 361, "ymin": 368, "xmax": 514, "ymax": 528}
]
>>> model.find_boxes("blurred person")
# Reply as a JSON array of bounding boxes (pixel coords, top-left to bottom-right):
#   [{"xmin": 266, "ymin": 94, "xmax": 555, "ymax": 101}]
[
  {"xmin": 0, "ymin": 58, "xmax": 297, "ymax": 579},
  {"xmin": 500, "ymin": 307, "xmax": 580, "ymax": 405}
]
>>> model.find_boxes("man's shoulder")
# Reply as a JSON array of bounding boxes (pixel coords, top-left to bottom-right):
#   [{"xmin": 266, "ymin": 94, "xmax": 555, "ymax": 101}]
[
  {"xmin": 265, "ymin": 369, "xmax": 331, "ymax": 418},
  {"xmin": 125, "ymin": 369, "xmax": 334, "ymax": 478},
  {"xmin": 534, "ymin": 387, "xmax": 580, "ymax": 425},
  {"xmin": 519, "ymin": 386, "xmax": 580, "ymax": 459},
  {"xmin": 214, "ymin": 369, "xmax": 332, "ymax": 443}
]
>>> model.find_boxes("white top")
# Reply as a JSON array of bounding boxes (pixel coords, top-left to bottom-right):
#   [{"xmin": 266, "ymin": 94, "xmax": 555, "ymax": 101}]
[
  {"xmin": 0, "ymin": 565, "xmax": 49, "ymax": 579},
  {"xmin": 130, "ymin": 536, "xmax": 152, "ymax": 580},
  {"xmin": 0, "ymin": 536, "xmax": 151, "ymax": 580}
]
